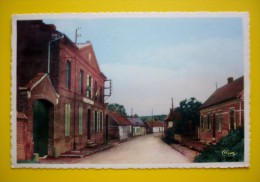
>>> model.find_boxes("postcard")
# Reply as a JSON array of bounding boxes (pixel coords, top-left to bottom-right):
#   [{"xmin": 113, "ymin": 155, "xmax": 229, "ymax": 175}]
[{"xmin": 12, "ymin": 12, "xmax": 250, "ymax": 168}]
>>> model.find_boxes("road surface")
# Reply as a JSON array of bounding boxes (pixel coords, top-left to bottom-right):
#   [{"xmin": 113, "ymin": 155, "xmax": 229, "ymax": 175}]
[{"xmin": 77, "ymin": 133, "xmax": 192, "ymax": 164}]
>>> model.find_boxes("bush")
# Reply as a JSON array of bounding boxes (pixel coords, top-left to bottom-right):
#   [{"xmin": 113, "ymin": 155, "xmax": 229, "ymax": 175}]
[
  {"xmin": 194, "ymin": 128, "xmax": 244, "ymax": 162},
  {"xmin": 163, "ymin": 127, "xmax": 175, "ymax": 144}
]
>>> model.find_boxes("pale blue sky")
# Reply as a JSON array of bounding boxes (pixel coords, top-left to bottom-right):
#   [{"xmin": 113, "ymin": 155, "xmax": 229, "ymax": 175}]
[{"xmin": 44, "ymin": 16, "xmax": 244, "ymax": 116}]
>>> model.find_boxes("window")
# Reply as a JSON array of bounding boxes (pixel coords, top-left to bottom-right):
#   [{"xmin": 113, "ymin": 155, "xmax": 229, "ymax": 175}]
[
  {"xmin": 99, "ymin": 112, "xmax": 103, "ymax": 131},
  {"xmin": 217, "ymin": 112, "xmax": 222, "ymax": 131},
  {"xmin": 99, "ymin": 86, "xmax": 103, "ymax": 103},
  {"xmin": 86, "ymin": 75, "xmax": 92, "ymax": 98},
  {"xmin": 79, "ymin": 106, "xmax": 83, "ymax": 135},
  {"xmin": 94, "ymin": 81, "xmax": 98, "ymax": 100},
  {"xmin": 94, "ymin": 110, "xmax": 98, "ymax": 132},
  {"xmin": 207, "ymin": 114, "xmax": 211, "ymax": 130},
  {"xmin": 200, "ymin": 115, "xmax": 204, "ymax": 129},
  {"xmin": 230, "ymin": 109, "xmax": 235, "ymax": 130},
  {"xmin": 66, "ymin": 61, "xmax": 71, "ymax": 89},
  {"xmin": 79, "ymin": 70, "xmax": 84, "ymax": 95},
  {"xmin": 203, "ymin": 116, "xmax": 207, "ymax": 129},
  {"xmin": 65, "ymin": 104, "xmax": 71, "ymax": 136}
]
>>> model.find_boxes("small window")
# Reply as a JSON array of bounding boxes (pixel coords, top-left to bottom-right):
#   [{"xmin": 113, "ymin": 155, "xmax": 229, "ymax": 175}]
[
  {"xmin": 65, "ymin": 104, "xmax": 71, "ymax": 136},
  {"xmin": 99, "ymin": 112, "xmax": 103, "ymax": 131},
  {"xmin": 79, "ymin": 106, "xmax": 83, "ymax": 135},
  {"xmin": 94, "ymin": 110, "xmax": 98, "ymax": 132},
  {"xmin": 86, "ymin": 75, "xmax": 92, "ymax": 98},
  {"xmin": 218, "ymin": 112, "xmax": 222, "ymax": 131},
  {"xmin": 66, "ymin": 61, "xmax": 71, "ymax": 89},
  {"xmin": 200, "ymin": 115, "xmax": 204, "ymax": 129},
  {"xmin": 79, "ymin": 70, "xmax": 84, "ymax": 95},
  {"xmin": 99, "ymin": 86, "xmax": 103, "ymax": 103},
  {"xmin": 207, "ymin": 114, "xmax": 211, "ymax": 130},
  {"xmin": 94, "ymin": 81, "xmax": 98, "ymax": 100},
  {"xmin": 230, "ymin": 109, "xmax": 235, "ymax": 130}
]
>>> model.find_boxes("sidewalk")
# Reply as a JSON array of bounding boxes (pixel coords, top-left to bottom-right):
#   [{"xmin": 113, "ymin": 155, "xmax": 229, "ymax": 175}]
[
  {"xmin": 168, "ymin": 136, "xmax": 207, "ymax": 161},
  {"xmin": 170, "ymin": 144, "xmax": 200, "ymax": 161}
]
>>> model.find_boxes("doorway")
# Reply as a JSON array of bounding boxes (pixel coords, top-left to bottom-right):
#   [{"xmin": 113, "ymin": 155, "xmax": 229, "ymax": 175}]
[
  {"xmin": 87, "ymin": 109, "xmax": 91, "ymax": 139},
  {"xmin": 105, "ymin": 114, "xmax": 109, "ymax": 143},
  {"xmin": 33, "ymin": 99, "xmax": 53, "ymax": 157}
]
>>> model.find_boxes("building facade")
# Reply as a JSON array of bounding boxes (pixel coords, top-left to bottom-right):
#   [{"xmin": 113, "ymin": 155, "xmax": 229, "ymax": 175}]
[
  {"xmin": 128, "ymin": 117, "xmax": 146, "ymax": 136},
  {"xmin": 199, "ymin": 76, "xmax": 244, "ymax": 144},
  {"xmin": 145, "ymin": 120, "xmax": 164, "ymax": 134},
  {"xmin": 16, "ymin": 20, "xmax": 109, "ymax": 159},
  {"xmin": 108, "ymin": 112, "xmax": 132, "ymax": 141}
]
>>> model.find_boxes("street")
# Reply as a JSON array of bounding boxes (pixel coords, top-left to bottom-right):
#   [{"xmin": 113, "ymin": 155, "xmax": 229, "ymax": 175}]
[{"xmin": 77, "ymin": 133, "xmax": 192, "ymax": 164}]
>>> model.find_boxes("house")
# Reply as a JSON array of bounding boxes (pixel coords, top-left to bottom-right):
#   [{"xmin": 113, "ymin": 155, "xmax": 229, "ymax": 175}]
[
  {"xmin": 128, "ymin": 117, "xmax": 146, "ymax": 136},
  {"xmin": 108, "ymin": 112, "xmax": 132, "ymax": 141},
  {"xmin": 145, "ymin": 120, "xmax": 164, "ymax": 134},
  {"xmin": 199, "ymin": 76, "xmax": 244, "ymax": 144},
  {"xmin": 16, "ymin": 20, "xmax": 110, "ymax": 159},
  {"xmin": 164, "ymin": 108, "xmax": 182, "ymax": 135}
]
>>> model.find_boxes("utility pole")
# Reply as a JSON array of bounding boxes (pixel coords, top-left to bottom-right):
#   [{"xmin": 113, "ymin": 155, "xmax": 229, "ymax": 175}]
[
  {"xmin": 171, "ymin": 97, "xmax": 174, "ymax": 111},
  {"xmin": 75, "ymin": 27, "xmax": 81, "ymax": 44},
  {"xmin": 72, "ymin": 27, "xmax": 81, "ymax": 151}
]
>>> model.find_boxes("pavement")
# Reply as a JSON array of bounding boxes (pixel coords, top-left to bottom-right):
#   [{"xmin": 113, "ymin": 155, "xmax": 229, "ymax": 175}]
[
  {"xmin": 40, "ymin": 133, "xmax": 196, "ymax": 164},
  {"xmin": 170, "ymin": 144, "xmax": 200, "ymax": 161},
  {"xmin": 39, "ymin": 138, "xmax": 130, "ymax": 164}
]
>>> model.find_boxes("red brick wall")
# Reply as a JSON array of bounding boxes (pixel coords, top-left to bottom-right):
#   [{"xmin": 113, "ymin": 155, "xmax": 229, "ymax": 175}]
[
  {"xmin": 199, "ymin": 99, "xmax": 244, "ymax": 143},
  {"xmin": 17, "ymin": 118, "xmax": 33, "ymax": 161}
]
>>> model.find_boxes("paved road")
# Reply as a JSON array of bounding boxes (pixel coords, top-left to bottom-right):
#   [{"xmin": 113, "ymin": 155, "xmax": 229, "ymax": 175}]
[{"xmin": 77, "ymin": 133, "xmax": 192, "ymax": 164}]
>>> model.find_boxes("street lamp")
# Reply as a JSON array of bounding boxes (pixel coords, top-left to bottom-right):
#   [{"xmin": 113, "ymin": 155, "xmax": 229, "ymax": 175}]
[{"xmin": 48, "ymin": 34, "xmax": 64, "ymax": 75}]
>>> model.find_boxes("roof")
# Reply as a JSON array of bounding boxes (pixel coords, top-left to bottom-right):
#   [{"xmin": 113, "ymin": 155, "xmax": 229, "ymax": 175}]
[
  {"xmin": 128, "ymin": 117, "xmax": 145, "ymax": 126},
  {"xmin": 109, "ymin": 112, "xmax": 131, "ymax": 125},
  {"xmin": 17, "ymin": 111, "xmax": 28, "ymax": 120},
  {"xmin": 25, "ymin": 73, "xmax": 47, "ymax": 90},
  {"xmin": 164, "ymin": 109, "xmax": 182, "ymax": 121},
  {"xmin": 145, "ymin": 120, "xmax": 164, "ymax": 128},
  {"xmin": 200, "ymin": 76, "xmax": 244, "ymax": 109}
]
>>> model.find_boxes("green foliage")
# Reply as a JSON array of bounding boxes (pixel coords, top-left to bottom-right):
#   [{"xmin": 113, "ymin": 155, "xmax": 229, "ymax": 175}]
[
  {"xmin": 162, "ymin": 127, "xmax": 180, "ymax": 144},
  {"xmin": 178, "ymin": 97, "xmax": 202, "ymax": 128},
  {"xmin": 108, "ymin": 103, "xmax": 127, "ymax": 116},
  {"xmin": 174, "ymin": 120, "xmax": 185, "ymax": 134},
  {"xmin": 173, "ymin": 97, "xmax": 202, "ymax": 135},
  {"xmin": 194, "ymin": 128, "xmax": 244, "ymax": 162}
]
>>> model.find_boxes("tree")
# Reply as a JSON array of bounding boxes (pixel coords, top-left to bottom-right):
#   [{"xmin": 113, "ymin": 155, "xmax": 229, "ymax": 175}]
[
  {"xmin": 175, "ymin": 97, "xmax": 202, "ymax": 135},
  {"xmin": 108, "ymin": 103, "xmax": 127, "ymax": 117}
]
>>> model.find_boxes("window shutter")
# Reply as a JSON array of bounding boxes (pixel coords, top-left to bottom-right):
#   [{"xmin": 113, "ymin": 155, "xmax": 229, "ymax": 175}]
[{"xmin": 79, "ymin": 106, "xmax": 83, "ymax": 135}]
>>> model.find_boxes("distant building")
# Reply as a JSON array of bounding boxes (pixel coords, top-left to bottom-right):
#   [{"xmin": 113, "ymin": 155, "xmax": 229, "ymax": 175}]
[
  {"xmin": 199, "ymin": 76, "xmax": 244, "ymax": 144},
  {"xmin": 108, "ymin": 112, "xmax": 132, "ymax": 141},
  {"xmin": 128, "ymin": 117, "xmax": 146, "ymax": 136},
  {"xmin": 164, "ymin": 108, "xmax": 182, "ymax": 135},
  {"xmin": 16, "ymin": 20, "xmax": 110, "ymax": 159},
  {"xmin": 145, "ymin": 120, "xmax": 164, "ymax": 134}
]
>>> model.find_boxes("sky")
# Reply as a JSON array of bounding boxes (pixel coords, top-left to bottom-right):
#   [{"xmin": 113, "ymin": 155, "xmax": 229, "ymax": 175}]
[{"xmin": 44, "ymin": 14, "xmax": 245, "ymax": 116}]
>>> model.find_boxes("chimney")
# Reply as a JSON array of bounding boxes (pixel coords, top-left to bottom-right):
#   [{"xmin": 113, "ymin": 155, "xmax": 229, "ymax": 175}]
[{"xmin": 228, "ymin": 77, "xmax": 233, "ymax": 84}]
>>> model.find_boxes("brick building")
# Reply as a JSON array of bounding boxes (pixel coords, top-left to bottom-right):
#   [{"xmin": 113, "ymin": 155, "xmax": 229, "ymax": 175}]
[
  {"xmin": 16, "ymin": 20, "xmax": 109, "ymax": 159},
  {"xmin": 199, "ymin": 76, "xmax": 244, "ymax": 144}
]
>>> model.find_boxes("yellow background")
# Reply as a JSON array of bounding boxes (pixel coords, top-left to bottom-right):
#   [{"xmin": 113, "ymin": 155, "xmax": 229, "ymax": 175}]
[{"xmin": 0, "ymin": 0, "xmax": 259, "ymax": 182}]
